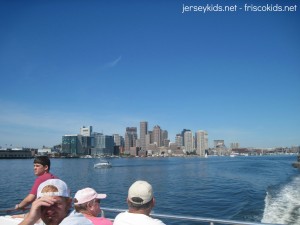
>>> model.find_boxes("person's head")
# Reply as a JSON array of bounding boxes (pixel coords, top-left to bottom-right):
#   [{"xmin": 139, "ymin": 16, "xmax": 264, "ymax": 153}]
[
  {"xmin": 74, "ymin": 187, "xmax": 107, "ymax": 216},
  {"xmin": 127, "ymin": 180, "xmax": 155, "ymax": 215},
  {"xmin": 37, "ymin": 179, "xmax": 72, "ymax": 225},
  {"xmin": 34, "ymin": 156, "xmax": 51, "ymax": 175}
]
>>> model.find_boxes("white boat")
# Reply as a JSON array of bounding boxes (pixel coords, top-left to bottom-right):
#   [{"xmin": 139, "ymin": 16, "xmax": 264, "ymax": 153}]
[
  {"xmin": 0, "ymin": 215, "xmax": 42, "ymax": 225},
  {"xmin": 0, "ymin": 216, "xmax": 22, "ymax": 225},
  {"xmin": 94, "ymin": 160, "xmax": 112, "ymax": 168},
  {"xmin": 1, "ymin": 207, "xmax": 280, "ymax": 225}
]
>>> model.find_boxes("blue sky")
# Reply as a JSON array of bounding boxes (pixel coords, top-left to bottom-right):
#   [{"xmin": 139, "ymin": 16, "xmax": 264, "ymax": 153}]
[{"xmin": 0, "ymin": 0, "xmax": 299, "ymax": 148}]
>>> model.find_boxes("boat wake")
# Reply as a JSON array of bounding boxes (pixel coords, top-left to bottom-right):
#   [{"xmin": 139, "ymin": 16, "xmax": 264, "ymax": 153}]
[{"xmin": 262, "ymin": 175, "xmax": 300, "ymax": 225}]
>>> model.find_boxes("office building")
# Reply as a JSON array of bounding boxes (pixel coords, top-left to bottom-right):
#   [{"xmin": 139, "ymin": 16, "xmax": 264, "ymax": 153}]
[
  {"xmin": 62, "ymin": 135, "xmax": 83, "ymax": 155},
  {"xmin": 195, "ymin": 130, "xmax": 208, "ymax": 156},
  {"xmin": 161, "ymin": 130, "xmax": 168, "ymax": 146},
  {"xmin": 124, "ymin": 127, "xmax": 137, "ymax": 153},
  {"xmin": 181, "ymin": 129, "xmax": 191, "ymax": 146},
  {"xmin": 175, "ymin": 134, "xmax": 183, "ymax": 147},
  {"xmin": 184, "ymin": 131, "xmax": 194, "ymax": 152},
  {"xmin": 80, "ymin": 126, "xmax": 92, "ymax": 137},
  {"xmin": 153, "ymin": 125, "xmax": 162, "ymax": 147},
  {"xmin": 145, "ymin": 132, "xmax": 152, "ymax": 150},
  {"xmin": 214, "ymin": 140, "xmax": 225, "ymax": 148},
  {"xmin": 140, "ymin": 121, "xmax": 148, "ymax": 150},
  {"xmin": 230, "ymin": 142, "xmax": 240, "ymax": 149},
  {"xmin": 92, "ymin": 133, "xmax": 114, "ymax": 156}
]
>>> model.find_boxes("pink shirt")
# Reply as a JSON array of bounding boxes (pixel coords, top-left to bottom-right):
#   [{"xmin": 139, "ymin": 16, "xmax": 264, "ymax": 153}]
[
  {"xmin": 30, "ymin": 172, "xmax": 58, "ymax": 195},
  {"xmin": 84, "ymin": 215, "xmax": 113, "ymax": 225}
]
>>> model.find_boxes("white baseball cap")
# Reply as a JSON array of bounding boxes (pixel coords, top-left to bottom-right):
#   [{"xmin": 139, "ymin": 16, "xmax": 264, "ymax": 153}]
[
  {"xmin": 128, "ymin": 180, "xmax": 153, "ymax": 205},
  {"xmin": 74, "ymin": 187, "xmax": 107, "ymax": 205},
  {"xmin": 37, "ymin": 179, "xmax": 70, "ymax": 198}
]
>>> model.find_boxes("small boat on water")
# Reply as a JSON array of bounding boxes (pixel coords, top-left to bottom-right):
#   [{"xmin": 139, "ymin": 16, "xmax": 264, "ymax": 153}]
[{"xmin": 94, "ymin": 160, "xmax": 112, "ymax": 168}]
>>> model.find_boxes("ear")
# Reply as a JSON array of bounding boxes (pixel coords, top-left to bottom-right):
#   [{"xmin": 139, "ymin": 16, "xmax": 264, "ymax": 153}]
[
  {"xmin": 44, "ymin": 165, "xmax": 49, "ymax": 171},
  {"xmin": 152, "ymin": 198, "xmax": 156, "ymax": 207}
]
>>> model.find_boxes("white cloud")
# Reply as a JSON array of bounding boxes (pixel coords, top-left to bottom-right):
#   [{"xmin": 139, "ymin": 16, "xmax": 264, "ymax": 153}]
[{"xmin": 106, "ymin": 56, "xmax": 122, "ymax": 68}]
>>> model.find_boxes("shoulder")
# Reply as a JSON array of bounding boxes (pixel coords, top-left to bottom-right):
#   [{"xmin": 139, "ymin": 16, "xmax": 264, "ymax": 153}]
[
  {"xmin": 60, "ymin": 211, "xmax": 93, "ymax": 225},
  {"xmin": 114, "ymin": 212, "xmax": 166, "ymax": 225},
  {"xmin": 88, "ymin": 217, "xmax": 113, "ymax": 225},
  {"xmin": 150, "ymin": 218, "xmax": 166, "ymax": 225},
  {"xmin": 143, "ymin": 216, "xmax": 166, "ymax": 225},
  {"xmin": 40, "ymin": 172, "xmax": 57, "ymax": 179},
  {"xmin": 113, "ymin": 212, "xmax": 128, "ymax": 224}
]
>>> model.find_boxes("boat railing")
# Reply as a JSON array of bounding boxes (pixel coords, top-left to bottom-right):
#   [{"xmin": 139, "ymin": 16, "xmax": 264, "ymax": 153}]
[{"xmin": 101, "ymin": 207, "xmax": 284, "ymax": 225}]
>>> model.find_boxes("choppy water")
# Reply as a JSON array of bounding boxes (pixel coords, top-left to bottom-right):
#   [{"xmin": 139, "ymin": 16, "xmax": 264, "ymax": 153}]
[{"xmin": 0, "ymin": 155, "xmax": 299, "ymax": 224}]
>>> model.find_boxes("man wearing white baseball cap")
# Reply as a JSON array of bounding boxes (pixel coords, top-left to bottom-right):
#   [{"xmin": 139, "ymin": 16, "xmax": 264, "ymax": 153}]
[
  {"xmin": 19, "ymin": 179, "xmax": 72, "ymax": 225},
  {"xmin": 113, "ymin": 180, "xmax": 166, "ymax": 225},
  {"xmin": 60, "ymin": 187, "xmax": 112, "ymax": 225}
]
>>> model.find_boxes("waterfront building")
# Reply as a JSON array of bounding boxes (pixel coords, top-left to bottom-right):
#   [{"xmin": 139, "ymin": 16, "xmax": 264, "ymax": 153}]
[
  {"xmin": 214, "ymin": 140, "xmax": 227, "ymax": 155},
  {"xmin": 0, "ymin": 148, "xmax": 35, "ymax": 159},
  {"xmin": 195, "ymin": 130, "xmax": 208, "ymax": 156},
  {"xmin": 80, "ymin": 126, "xmax": 92, "ymax": 136},
  {"xmin": 124, "ymin": 127, "xmax": 137, "ymax": 154},
  {"xmin": 140, "ymin": 121, "xmax": 148, "ymax": 150},
  {"xmin": 145, "ymin": 133, "xmax": 151, "ymax": 150},
  {"xmin": 62, "ymin": 134, "xmax": 83, "ymax": 155},
  {"xmin": 80, "ymin": 135, "xmax": 92, "ymax": 155},
  {"xmin": 153, "ymin": 125, "xmax": 162, "ymax": 147},
  {"xmin": 161, "ymin": 130, "xmax": 168, "ymax": 146},
  {"xmin": 136, "ymin": 139, "xmax": 141, "ymax": 148},
  {"xmin": 184, "ymin": 131, "xmax": 194, "ymax": 153},
  {"xmin": 164, "ymin": 139, "xmax": 170, "ymax": 148},
  {"xmin": 113, "ymin": 134, "xmax": 121, "ymax": 146},
  {"xmin": 113, "ymin": 134, "xmax": 124, "ymax": 155},
  {"xmin": 169, "ymin": 142, "xmax": 178, "ymax": 151},
  {"xmin": 92, "ymin": 133, "xmax": 114, "ymax": 156},
  {"xmin": 214, "ymin": 140, "xmax": 225, "ymax": 148},
  {"xmin": 230, "ymin": 142, "xmax": 240, "ymax": 149},
  {"xmin": 181, "ymin": 129, "xmax": 191, "ymax": 146},
  {"xmin": 129, "ymin": 147, "xmax": 138, "ymax": 156},
  {"xmin": 37, "ymin": 147, "xmax": 52, "ymax": 155},
  {"xmin": 175, "ymin": 134, "xmax": 183, "ymax": 147}
]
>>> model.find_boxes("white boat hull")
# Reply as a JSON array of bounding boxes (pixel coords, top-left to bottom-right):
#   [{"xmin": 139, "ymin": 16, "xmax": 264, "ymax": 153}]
[
  {"xmin": 94, "ymin": 161, "xmax": 112, "ymax": 168},
  {"xmin": 0, "ymin": 216, "xmax": 22, "ymax": 225}
]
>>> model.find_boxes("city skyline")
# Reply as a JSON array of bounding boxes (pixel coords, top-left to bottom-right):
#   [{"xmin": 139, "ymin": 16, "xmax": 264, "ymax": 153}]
[{"xmin": 0, "ymin": 1, "xmax": 299, "ymax": 149}]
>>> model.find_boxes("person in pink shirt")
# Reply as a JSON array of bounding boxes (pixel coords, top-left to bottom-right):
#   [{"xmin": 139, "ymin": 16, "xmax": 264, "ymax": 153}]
[
  {"xmin": 15, "ymin": 155, "xmax": 58, "ymax": 210},
  {"xmin": 60, "ymin": 187, "xmax": 113, "ymax": 225}
]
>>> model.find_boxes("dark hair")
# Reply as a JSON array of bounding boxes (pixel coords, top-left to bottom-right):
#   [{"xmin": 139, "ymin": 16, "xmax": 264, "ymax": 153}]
[{"xmin": 34, "ymin": 156, "xmax": 51, "ymax": 170}]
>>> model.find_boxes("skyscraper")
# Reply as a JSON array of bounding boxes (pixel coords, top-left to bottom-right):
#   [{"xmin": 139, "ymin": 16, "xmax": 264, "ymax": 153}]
[
  {"xmin": 113, "ymin": 134, "xmax": 121, "ymax": 146},
  {"xmin": 80, "ymin": 126, "xmax": 92, "ymax": 137},
  {"xmin": 153, "ymin": 125, "xmax": 161, "ymax": 147},
  {"xmin": 124, "ymin": 127, "xmax": 137, "ymax": 153},
  {"xmin": 92, "ymin": 133, "xmax": 114, "ymax": 155},
  {"xmin": 181, "ymin": 129, "xmax": 191, "ymax": 146},
  {"xmin": 140, "ymin": 121, "xmax": 148, "ymax": 150},
  {"xmin": 195, "ymin": 130, "xmax": 208, "ymax": 156},
  {"xmin": 175, "ymin": 134, "xmax": 183, "ymax": 148},
  {"xmin": 184, "ymin": 131, "xmax": 194, "ymax": 152},
  {"xmin": 161, "ymin": 130, "xmax": 168, "ymax": 146}
]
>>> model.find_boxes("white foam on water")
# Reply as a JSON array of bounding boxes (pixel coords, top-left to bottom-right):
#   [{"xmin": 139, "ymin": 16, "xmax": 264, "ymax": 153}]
[{"xmin": 262, "ymin": 176, "xmax": 300, "ymax": 224}]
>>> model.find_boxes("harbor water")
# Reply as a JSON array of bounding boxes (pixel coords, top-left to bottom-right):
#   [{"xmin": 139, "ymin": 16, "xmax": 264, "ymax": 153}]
[{"xmin": 0, "ymin": 155, "xmax": 299, "ymax": 224}]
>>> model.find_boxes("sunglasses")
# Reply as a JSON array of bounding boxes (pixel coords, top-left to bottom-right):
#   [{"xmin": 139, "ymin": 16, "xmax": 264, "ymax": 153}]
[{"xmin": 94, "ymin": 199, "xmax": 101, "ymax": 204}]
